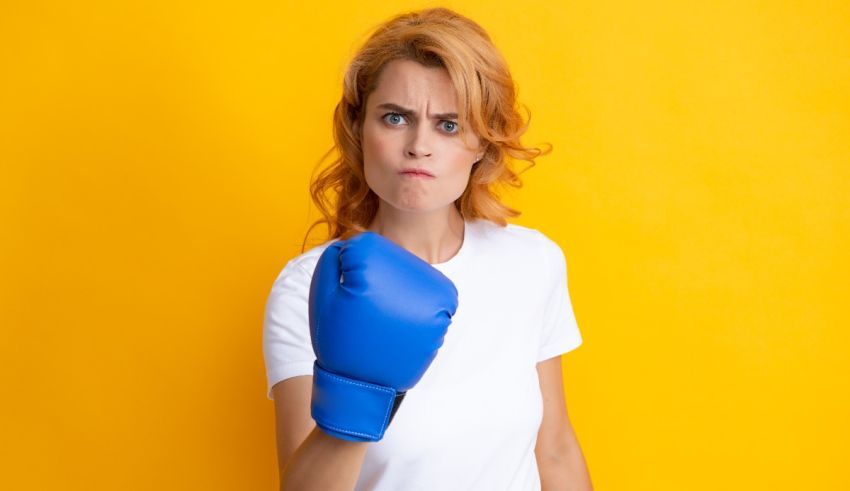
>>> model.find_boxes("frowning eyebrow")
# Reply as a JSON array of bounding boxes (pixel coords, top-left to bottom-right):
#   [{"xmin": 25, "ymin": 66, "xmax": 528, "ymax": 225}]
[{"xmin": 375, "ymin": 102, "xmax": 458, "ymax": 120}]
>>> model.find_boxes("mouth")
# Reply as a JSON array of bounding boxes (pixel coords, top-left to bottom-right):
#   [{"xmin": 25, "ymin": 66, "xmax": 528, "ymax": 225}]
[{"xmin": 399, "ymin": 168, "xmax": 435, "ymax": 178}]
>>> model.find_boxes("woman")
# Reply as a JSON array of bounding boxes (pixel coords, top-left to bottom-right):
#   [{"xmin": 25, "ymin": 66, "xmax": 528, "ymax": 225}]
[{"xmin": 263, "ymin": 7, "xmax": 593, "ymax": 490}]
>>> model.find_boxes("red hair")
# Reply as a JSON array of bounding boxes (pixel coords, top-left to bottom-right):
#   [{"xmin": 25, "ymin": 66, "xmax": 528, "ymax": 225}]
[{"xmin": 302, "ymin": 7, "xmax": 551, "ymax": 252}]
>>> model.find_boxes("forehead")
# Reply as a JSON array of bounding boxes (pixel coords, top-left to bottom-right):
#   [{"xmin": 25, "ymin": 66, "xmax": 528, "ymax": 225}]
[{"xmin": 369, "ymin": 59, "xmax": 457, "ymax": 108}]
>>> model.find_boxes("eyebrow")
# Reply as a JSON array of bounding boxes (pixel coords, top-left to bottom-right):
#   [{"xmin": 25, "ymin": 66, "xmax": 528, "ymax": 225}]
[{"xmin": 375, "ymin": 102, "xmax": 458, "ymax": 120}]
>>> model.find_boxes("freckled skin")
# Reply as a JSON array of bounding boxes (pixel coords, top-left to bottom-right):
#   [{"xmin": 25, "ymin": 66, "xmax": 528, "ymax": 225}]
[{"xmin": 359, "ymin": 59, "xmax": 483, "ymax": 214}]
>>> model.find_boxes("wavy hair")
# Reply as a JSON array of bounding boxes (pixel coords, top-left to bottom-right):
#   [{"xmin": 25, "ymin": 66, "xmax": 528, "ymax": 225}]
[{"xmin": 301, "ymin": 7, "xmax": 552, "ymax": 252}]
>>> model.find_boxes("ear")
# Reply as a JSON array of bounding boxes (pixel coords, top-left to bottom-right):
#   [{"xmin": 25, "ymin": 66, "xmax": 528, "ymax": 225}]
[{"xmin": 474, "ymin": 143, "xmax": 487, "ymax": 163}]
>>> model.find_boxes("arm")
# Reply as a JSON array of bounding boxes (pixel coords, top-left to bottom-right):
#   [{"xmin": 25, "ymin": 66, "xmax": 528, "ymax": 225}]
[
  {"xmin": 535, "ymin": 356, "xmax": 594, "ymax": 491},
  {"xmin": 272, "ymin": 376, "xmax": 368, "ymax": 491}
]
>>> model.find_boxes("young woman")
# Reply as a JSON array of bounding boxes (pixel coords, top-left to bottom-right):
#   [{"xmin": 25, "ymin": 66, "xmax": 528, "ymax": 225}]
[{"xmin": 262, "ymin": 7, "xmax": 593, "ymax": 490}]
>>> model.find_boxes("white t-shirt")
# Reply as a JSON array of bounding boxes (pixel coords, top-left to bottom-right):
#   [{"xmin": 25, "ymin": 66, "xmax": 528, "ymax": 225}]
[{"xmin": 262, "ymin": 218, "xmax": 583, "ymax": 490}]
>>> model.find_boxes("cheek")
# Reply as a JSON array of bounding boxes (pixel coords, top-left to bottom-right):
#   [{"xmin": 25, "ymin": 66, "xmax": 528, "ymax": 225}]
[
  {"xmin": 445, "ymin": 159, "xmax": 475, "ymax": 195},
  {"xmin": 363, "ymin": 120, "xmax": 387, "ymax": 145},
  {"xmin": 362, "ymin": 153, "xmax": 380, "ymax": 191},
  {"xmin": 362, "ymin": 132, "xmax": 388, "ymax": 191}
]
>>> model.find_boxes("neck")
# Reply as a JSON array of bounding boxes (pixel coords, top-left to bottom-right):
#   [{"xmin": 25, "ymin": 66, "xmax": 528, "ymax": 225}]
[{"xmin": 366, "ymin": 205, "xmax": 465, "ymax": 264}]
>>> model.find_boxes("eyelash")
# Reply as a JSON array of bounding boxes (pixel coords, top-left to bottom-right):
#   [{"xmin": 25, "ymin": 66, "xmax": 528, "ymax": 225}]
[{"xmin": 382, "ymin": 112, "xmax": 459, "ymax": 134}]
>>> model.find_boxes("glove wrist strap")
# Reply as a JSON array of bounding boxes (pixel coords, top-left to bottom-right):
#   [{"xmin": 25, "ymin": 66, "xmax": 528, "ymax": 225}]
[{"xmin": 311, "ymin": 361, "xmax": 405, "ymax": 442}]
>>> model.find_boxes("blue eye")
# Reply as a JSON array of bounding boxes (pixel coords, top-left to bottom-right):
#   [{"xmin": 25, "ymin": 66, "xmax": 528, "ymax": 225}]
[
  {"xmin": 441, "ymin": 121, "xmax": 459, "ymax": 134},
  {"xmin": 382, "ymin": 112, "xmax": 459, "ymax": 134},
  {"xmin": 383, "ymin": 113, "xmax": 406, "ymax": 125}
]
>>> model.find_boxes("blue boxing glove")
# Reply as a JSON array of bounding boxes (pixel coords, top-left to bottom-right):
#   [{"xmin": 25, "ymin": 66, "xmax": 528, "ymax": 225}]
[{"xmin": 308, "ymin": 231, "xmax": 458, "ymax": 442}]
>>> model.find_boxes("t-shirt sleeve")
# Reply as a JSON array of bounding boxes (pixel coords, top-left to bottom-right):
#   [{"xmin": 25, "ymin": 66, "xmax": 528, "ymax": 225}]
[
  {"xmin": 262, "ymin": 260, "xmax": 316, "ymax": 400},
  {"xmin": 537, "ymin": 239, "xmax": 583, "ymax": 362}
]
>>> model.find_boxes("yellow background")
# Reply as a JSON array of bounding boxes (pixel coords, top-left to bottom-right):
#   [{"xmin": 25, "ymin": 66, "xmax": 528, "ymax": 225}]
[{"xmin": 2, "ymin": 1, "xmax": 848, "ymax": 489}]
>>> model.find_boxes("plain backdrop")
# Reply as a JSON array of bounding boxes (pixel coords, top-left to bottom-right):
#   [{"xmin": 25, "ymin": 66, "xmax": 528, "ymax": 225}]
[{"xmin": 2, "ymin": 0, "xmax": 848, "ymax": 489}]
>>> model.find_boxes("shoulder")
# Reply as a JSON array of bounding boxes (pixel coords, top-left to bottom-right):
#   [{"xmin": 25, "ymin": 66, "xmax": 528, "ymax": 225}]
[
  {"xmin": 475, "ymin": 220, "xmax": 564, "ymax": 260},
  {"xmin": 271, "ymin": 238, "xmax": 340, "ymax": 288},
  {"xmin": 471, "ymin": 220, "xmax": 566, "ymax": 286}
]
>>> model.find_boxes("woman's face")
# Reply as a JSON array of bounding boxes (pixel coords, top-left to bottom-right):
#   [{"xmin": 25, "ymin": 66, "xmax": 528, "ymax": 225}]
[{"xmin": 358, "ymin": 59, "xmax": 483, "ymax": 214}]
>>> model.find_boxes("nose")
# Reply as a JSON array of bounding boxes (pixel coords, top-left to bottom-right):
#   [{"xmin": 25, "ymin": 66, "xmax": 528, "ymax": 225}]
[{"xmin": 404, "ymin": 121, "xmax": 432, "ymax": 159}]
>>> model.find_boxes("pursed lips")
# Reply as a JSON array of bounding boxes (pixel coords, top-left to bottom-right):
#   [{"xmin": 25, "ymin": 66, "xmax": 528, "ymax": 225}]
[{"xmin": 399, "ymin": 168, "xmax": 435, "ymax": 178}]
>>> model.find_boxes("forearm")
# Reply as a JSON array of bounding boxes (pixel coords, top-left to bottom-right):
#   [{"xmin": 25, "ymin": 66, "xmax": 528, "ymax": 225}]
[
  {"xmin": 538, "ymin": 442, "xmax": 593, "ymax": 491},
  {"xmin": 280, "ymin": 426, "xmax": 369, "ymax": 491}
]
